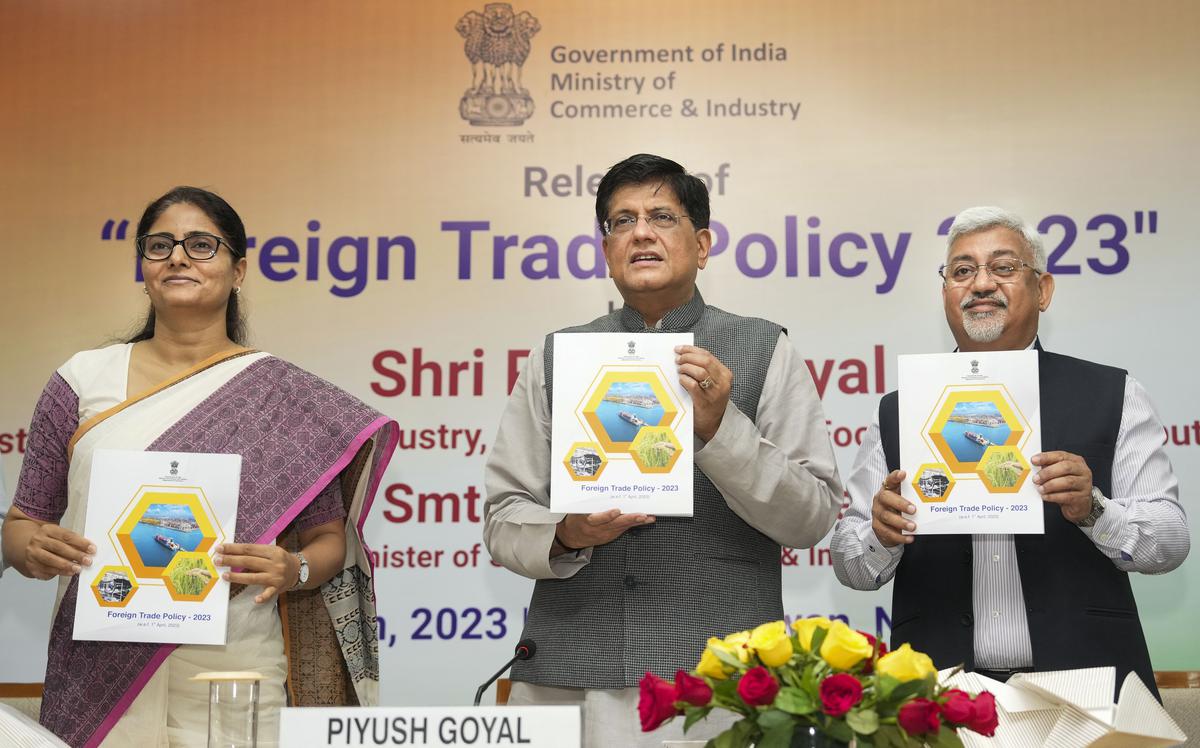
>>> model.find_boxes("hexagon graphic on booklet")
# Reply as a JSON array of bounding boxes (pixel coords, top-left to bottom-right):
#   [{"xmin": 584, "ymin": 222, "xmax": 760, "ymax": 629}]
[
  {"xmin": 927, "ymin": 389, "xmax": 1026, "ymax": 474},
  {"xmin": 976, "ymin": 445, "xmax": 1032, "ymax": 493},
  {"xmin": 629, "ymin": 426, "xmax": 683, "ymax": 474},
  {"xmin": 90, "ymin": 565, "xmax": 139, "ymax": 608},
  {"xmin": 163, "ymin": 551, "xmax": 219, "ymax": 602},
  {"xmin": 115, "ymin": 489, "xmax": 220, "ymax": 579},
  {"xmin": 911, "ymin": 463, "xmax": 956, "ymax": 503},
  {"xmin": 563, "ymin": 441, "xmax": 608, "ymax": 482},
  {"xmin": 580, "ymin": 370, "xmax": 680, "ymax": 454}
]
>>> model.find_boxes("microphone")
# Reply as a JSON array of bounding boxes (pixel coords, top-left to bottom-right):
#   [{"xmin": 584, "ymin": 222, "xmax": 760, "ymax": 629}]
[{"xmin": 474, "ymin": 638, "xmax": 537, "ymax": 706}]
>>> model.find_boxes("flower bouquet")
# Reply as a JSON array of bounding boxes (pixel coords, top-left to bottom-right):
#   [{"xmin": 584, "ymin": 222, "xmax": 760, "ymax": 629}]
[{"xmin": 639, "ymin": 617, "xmax": 998, "ymax": 748}]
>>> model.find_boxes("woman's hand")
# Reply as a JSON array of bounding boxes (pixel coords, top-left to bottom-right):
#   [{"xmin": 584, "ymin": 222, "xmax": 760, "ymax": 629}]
[
  {"xmin": 214, "ymin": 543, "xmax": 298, "ymax": 604},
  {"xmin": 213, "ymin": 518, "xmax": 345, "ymax": 604},
  {"xmin": 2, "ymin": 507, "xmax": 95, "ymax": 580}
]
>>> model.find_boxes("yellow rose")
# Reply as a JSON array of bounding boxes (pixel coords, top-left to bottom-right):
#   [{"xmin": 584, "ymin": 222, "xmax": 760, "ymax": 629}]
[
  {"xmin": 696, "ymin": 632, "xmax": 751, "ymax": 680},
  {"xmin": 818, "ymin": 621, "xmax": 874, "ymax": 670},
  {"xmin": 791, "ymin": 616, "xmax": 831, "ymax": 652},
  {"xmin": 696, "ymin": 640, "xmax": 730, "ymax": 680},
  {"xmin": 749, "ymin": 621, "xmax": 794, "ymax": 668},
  {"xmin": 876, "ymin": 643, "xmax": 937, "ymax": 682},
  {"xmin": 722, "ymin": 630, "xmax": 752, "ymax": 663}
]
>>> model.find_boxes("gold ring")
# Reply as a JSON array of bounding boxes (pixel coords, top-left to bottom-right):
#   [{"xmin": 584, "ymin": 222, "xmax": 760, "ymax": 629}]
[{"xmin": 699, "ymin": 377, "xmax": 714, "ymax": 390}]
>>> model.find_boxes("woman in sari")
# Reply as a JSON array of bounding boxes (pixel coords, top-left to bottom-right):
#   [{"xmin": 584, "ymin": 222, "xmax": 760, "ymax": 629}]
[{"xmin": 1, "ymin": 187, "xmax": 398, "ymax": 747}]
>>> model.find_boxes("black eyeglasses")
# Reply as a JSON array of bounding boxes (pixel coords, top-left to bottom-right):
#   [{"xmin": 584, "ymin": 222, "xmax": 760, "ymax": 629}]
[{"xmin": 136, "ymin": 233, "xmax": 231, "ymax": 261}]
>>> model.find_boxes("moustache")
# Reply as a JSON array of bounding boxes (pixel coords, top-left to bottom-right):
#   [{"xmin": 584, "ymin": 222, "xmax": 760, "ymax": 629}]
[{"xmin": 961, "ymin": 293, "xmax": 1008, "ymax": 311}]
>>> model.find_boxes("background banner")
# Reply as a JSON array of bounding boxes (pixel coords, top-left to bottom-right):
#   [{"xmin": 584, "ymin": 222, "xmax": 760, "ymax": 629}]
[{"xmin": 1, "ymin": 0, "xmax": 1196, "ymax": 706}]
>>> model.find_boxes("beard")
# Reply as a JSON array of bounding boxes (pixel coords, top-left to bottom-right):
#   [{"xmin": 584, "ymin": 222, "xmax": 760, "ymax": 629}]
[{"xmin": 960, "ymin": 290, "xmax": 1008, "ymax": 343}]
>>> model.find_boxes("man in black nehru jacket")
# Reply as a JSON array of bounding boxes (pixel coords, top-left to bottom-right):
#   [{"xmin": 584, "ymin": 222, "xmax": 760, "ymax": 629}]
[{"xmin": 832, "ymin": 206, "xmax": 1189, "ymax": 700}]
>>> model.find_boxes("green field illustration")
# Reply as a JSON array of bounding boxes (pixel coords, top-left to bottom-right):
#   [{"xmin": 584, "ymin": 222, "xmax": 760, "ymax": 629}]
[
  {"xmin": 980, "ymin": 448, "xmax": 1024, "ymax": 489},
  {"xmin": 633, "ymin": 427, "xmax": 677, "ymax": 468},
  {"xmin": 167, "ymin": 556, "xmax": 213, "ymax": 596}
]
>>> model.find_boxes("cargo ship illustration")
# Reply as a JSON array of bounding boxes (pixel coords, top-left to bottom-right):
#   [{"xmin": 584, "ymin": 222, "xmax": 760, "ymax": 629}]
[
  {"xmin": 155, "ymin": 534, "xmax": 183, "ymax": 553},
  {"xmin": 618, "ymin": 410, "xmax": 646, "ymax": 427},
  {"xmin": 964, "ymin": 431, "xmax": 994, "ymax": 448}
]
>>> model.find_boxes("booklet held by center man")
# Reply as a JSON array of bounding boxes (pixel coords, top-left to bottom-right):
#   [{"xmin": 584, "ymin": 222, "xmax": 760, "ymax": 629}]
[{"xmin": 550, "ymin": 333, "xmax": 694, "ymax": 516}]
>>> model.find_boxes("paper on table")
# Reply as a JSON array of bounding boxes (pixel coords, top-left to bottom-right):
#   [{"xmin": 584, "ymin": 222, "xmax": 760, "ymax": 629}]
[
  {"xmin": 943, "ymin": 669, "xmax": 1060, "ymax": 748},
  {"xmin": 1008, "ymin": 667, "xmax": 1114, "ymax": 710},
  {"xmin": 1112, "ymin": 673, "xmax": 1187, "ymax": 744},
  {"xmin": 952, "ymin": 667, "xmax": 1186, "ymax": 748}
]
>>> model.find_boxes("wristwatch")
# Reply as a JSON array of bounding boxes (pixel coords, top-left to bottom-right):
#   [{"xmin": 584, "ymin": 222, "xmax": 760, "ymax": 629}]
[
  {"xmin": 291, "ymin": 552, "xmax": 309, "ymax": 590},
  {"xmin": 1077, "ymin": 487, "xmax": 1107, "ymax": 528}
]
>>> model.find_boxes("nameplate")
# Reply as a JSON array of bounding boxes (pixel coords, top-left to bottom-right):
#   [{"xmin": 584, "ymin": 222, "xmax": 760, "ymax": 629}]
[{"xmin": 278, "ymin": 706, "xmax": 581, "ymax": 747}]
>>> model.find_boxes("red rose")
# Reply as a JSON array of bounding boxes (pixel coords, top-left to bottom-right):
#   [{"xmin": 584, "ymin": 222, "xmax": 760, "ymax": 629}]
[
  {"xmin": 897, "ymin": 698, "xmax": 941, "ymax": 734},
  {"xmin": 674, "ymin": 670, "xmax": 713, "ymax": 707},
  {"xmin": 939, "ymin": 689, "xmax": 976, "ymax": 725},
  {"xmin": 638, "ymin": 672, "xmax": 680, "ymax": 732},
  {"xmin": 967, "ymin": 691, "xmax": 998, "ymax": 737},
  {"xmin": 736, "ymin": 666, "xmax": 781, "ymax": 707},
  {"xmin": 819, "ymin": 673, "xmax": 864, "ymax": 717},
  {"xmin": 857, "ymin": 631, "xmax": 888, "ymax": 673}
]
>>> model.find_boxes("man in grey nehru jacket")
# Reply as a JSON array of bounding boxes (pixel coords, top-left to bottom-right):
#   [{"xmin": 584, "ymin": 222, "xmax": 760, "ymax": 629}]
[
  {"xmin": 831, "ymin": 206, "xmax": 1189, "ymax": 700},
  {"xmin": 484, "ymin": 153, "xmax": 843, "ymax": 746}
]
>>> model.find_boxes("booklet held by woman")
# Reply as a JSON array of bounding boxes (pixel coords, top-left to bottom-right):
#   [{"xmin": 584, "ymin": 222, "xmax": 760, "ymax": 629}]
[{"xmin": 72, "ymin": 449, "xmax": 241, "ymax": 645}]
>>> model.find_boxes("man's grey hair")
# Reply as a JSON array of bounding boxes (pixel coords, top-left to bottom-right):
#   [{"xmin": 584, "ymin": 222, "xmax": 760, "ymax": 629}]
[{"xmin": 947, "ymin": 206, "xmax": 1046, "ymax": 272}]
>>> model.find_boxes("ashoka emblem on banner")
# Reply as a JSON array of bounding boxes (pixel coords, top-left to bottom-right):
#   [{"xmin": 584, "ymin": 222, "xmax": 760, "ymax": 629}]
[{"xmin": 456, "ymin": 3, "xmax": 540, "ymax": 126}]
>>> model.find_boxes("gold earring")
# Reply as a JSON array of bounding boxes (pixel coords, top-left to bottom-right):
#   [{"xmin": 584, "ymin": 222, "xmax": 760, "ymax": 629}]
[
  {"xmin": 234, "ymin": 287, "xmax": 241, "ymax": 295},
  {"xmin": 142, "ymin": 287, "xmax": 149, "ymax": 295}
]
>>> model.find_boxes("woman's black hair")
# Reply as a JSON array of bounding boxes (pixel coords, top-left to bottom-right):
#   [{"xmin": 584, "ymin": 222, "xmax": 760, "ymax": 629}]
[{"xmin": 127, "ymin": 186, "xmax": 248, "ymax": 344}]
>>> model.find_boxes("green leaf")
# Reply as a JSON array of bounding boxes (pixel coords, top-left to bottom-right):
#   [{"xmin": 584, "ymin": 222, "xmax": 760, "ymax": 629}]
[
  {"xmin": 712, "ymin": 678, "xmax": 742, "ymax": 708},
  {"xmin": 876, "ymin": 674, "xmax": 900, "ymax": 700},
  {"xmin": 782, "ymin": 668, "xmax": 804, "ymax": 689},
  {"xmin": 756, "ymin": 709, "xmax": 794, "ymax": 731},
  {"xmin": 773, "ymin": 686, "xmax": 817, "ymax": 715},
  {"xmin": 929, "ymin": 726, "xmax": 965, "ymax": 748},
  {"xmin": 713, "ymin": 647, "xmax": 747, "ymax": 670},
  {"xmin": 756, "ymin": 722, "xmax": 796, "ymax": 748},
  {"xmin": 873, "ymin": 724, "xmax": 902, "ymax": 748},
  {"xmin": 683, "ymin": 707, "xmax": 713, "ymax": 732},
  {"xmin": 846, "ymin": 709, "xmax": 881, "ymax": 735},
  {"xmin": 825, "ymin": 719, "xmax": 855, "ymax": 743},
  {"xmin": 710, "ymin": 724, "xmax": 753, "ymax": 748},
  {"xmin": 883, "ymin": 676, "xmax": 935, "ymax": 706},
  {"xmin": 809, "ymin": 626, "xmax": 829, "ymax": 653}
]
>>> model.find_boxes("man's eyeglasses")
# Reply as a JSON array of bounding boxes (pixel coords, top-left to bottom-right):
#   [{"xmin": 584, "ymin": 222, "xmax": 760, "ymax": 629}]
[
  {"xmin": 136, "ymin": 233, "xmax": 231, "ymax": 261},
  {"xmin": 603, "ymin": 212, "xmax": 692, "ymax": 236},
  {"xmin": 939, "ymin": 258, "xmax": 1042, "ymax": 286}
]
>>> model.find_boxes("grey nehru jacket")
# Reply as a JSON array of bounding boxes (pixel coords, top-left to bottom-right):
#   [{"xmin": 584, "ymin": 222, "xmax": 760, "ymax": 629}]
[{"xmin": 484, "ymin": 290, "xmax": 843, "ymax": 688}]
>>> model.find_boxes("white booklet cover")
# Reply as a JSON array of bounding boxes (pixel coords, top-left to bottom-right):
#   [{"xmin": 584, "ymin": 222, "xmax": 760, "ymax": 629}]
[
  {"xmin": 73, "ymin": 449, "xmax": 241, "ymax": 644},
  {"xmin": 550, "ymin": 333, "xmax": 694, "ymax": 515},
  {"xmin": 898, "ymin": 351, "xmax": 1043, "ymax": 534}
]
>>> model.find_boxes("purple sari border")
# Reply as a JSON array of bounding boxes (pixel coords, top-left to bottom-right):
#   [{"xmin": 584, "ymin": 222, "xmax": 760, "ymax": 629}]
[
  {"xmin": 357, "ymin": 417, "xmax": 399, "ymax": 539},
  {"xmin": 255, "ymin": 415, "xmax": 397, "ymax": 547},
  {"xmin": 86, "ymin": 644, "xmax": 177, "ymax": 748}
]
